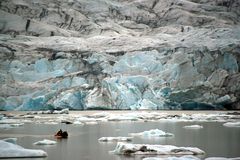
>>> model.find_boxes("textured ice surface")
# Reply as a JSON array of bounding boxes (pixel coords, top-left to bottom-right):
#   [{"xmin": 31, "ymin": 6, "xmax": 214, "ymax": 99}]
[{"xmin": 111, "ymin": 142, "xmax": 205, "ymax": 155}]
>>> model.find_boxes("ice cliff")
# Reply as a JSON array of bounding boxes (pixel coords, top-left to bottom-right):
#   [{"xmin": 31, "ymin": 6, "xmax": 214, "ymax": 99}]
[{"xmin": 0, "ymin": 0, "xmax": 240, "ymax": 110}]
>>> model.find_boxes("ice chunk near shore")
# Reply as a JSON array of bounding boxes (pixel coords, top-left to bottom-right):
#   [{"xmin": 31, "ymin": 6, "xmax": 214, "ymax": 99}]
[
  {"xmin": 143, "ymin": 155, "xmax": 200, "ymax": 160},
  {"xmin": 183, "ymin": 125, "xmax": 203, "ymax": 129},
  {"xmin": 98, "ymin": 137, "xmax": 133, "ymax": 142},
  {"xmin": 0, "ymin": 140, "xmax": 47, "ymax": 158},
  {"xmin": 130, "ymin": 129, "xmax": 174, "ymax": 137},
  {"xmin": 111, "ymin": 142, "xmax": 205, "ymax": 155},
  {"xmin": 223, "ymin": 122, "xmax": 240, "ymax": 127},
  {"xmin": 34, "ymin": 139, "xmax": 57, "ymax": 145}
]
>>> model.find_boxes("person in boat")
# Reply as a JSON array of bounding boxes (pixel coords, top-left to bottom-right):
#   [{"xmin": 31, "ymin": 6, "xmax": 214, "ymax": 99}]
[{"xmin": 55, "ymin": 129, "xmax": 68, "ymax": 138}]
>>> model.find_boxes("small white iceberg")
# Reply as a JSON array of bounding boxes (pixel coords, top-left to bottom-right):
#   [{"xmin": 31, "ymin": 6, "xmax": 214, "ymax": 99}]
[
  {"xmin": 0, "ymin": 140, "xmax": 47, "ymax": 158},
  {"xmin": 111, "ymin": 142, "xmax": 205, "ymax": 155},
  {"xmin": 223, "ymin": 122, "xmax": 240, "ymax": 127},
  {"xmin": 143, "ymin": 155, "xmax": 200, "ymax": 160},
  {"xmin": 205, "ymin": 157, "xmax": 240, "ymax": 160},
  {"xmin": 98, "ymin": 137, "xmax": 133, "ymax": 142},
  {"xmin": 130, "ymin": 129, "xmax": 174, "ymax": 137},
  {"xmin": 34, "ymin": 139, "xmax": 57, "ymax": 145},
  {"xmin": 183, "ymin": 125, "xmax": 203, "ymax": 129}
]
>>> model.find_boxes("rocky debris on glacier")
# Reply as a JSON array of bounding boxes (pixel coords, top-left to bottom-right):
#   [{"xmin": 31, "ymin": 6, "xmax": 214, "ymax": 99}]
[
  {"xmin": 98, "ymin": 137, "xmax": 133, "ymax": 142},
  {"xmin": 111, "ymin": 142, "xmax": 205, "ymax": 155},
  {"xmin": 130, "ymin": 129, "xmax": 174, "ymax": 137},
  {"xmin": 0, "ymin": 0, "xmax": 240, "ymax": 111},
  {"xmin": 0, "ymin": 140, "xmax": 47, "ymax": 158},
  {"xmin": 183, "ymin": 125, "xmax": 203, "ymax": 129},
  {"xmin": 34, "ymin": 139, "xmax": 57, "ymax": 145}
]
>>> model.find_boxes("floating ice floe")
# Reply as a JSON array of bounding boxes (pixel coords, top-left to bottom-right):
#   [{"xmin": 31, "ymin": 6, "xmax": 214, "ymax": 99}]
[
  {"xmin": 130, "ymin": 129, "xmax": 174, "ymax": 137},
  {"xmin": 223, "ymin": 122, "xmax": 240, "ymax": 127},
  {"xmin": 107, "ymin": 114, "xmax": 140, "ymax": 121},
  {"xmin": 85, "ymin": 121, "xmax": 98, "ymax": 125},
  {"xmin": 0, "ymin": 140, "xmax": 47, "ymax": 158},
  {"xmin": 98, "ymin": 137, "xmax": 133, "ymax": 142},
  {"xmin": 183, "ymin": 125, "xmax": 203, "ymax": 129},
  {"xmin": 111, "ymin": 142, "xmax": 205, "ymax": 155},
  {"xmin": 34, "ymin": 139, "xmax": 57, "ymax": 145},
  {"xmin": 143, "ymin": 155, "xmax": 200, "ymax": 160},
  {"xmin": 0, "ymin": 123, "xmax": 24, "ymax": 129},
  {"xmin": 53, "ymin": 108, "xmax": 69, "ymax": 114},
  {"xmin": 73, "ymin": 121, "xmax": 84, "ymax": 125},
  {"xmin": 205, "ymin": 157, "xmax": 240, "ymax": 160},
  {"xmin": 74, "ymin": 116, "xmax": 98, "ymax": 122},
  {"xmin": 89, "ymin": 112, "xmax": 111, "ymax": 118}
]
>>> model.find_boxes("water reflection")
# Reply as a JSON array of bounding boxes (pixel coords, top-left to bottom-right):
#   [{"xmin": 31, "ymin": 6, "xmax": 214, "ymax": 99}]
[{"xmin": 0, "ymin": 121, "xmax": 240, "ymax": 160}]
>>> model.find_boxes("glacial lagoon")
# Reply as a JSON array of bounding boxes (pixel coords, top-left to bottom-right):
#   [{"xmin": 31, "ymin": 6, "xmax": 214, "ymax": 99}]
[{"xmin": 0, "ymin": 112, "xmax": 240, "ymax": 160}]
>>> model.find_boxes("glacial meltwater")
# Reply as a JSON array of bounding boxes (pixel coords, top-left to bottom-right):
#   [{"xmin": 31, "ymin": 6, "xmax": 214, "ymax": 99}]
[{"xmin": 0, "ymin": 120, "xmax": 240, "ymax": 160}]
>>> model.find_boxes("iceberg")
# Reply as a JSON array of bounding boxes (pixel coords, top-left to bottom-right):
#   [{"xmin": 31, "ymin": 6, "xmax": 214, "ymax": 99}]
[
  {"xmin": 183, "ymin": 125, "xmax": 203, "ymax": 129},
  {"xmin": 98, "ymin": 137, "xmax": 133, "ymax": 142},
  {"xmin": 111, "ymin": 142, "xmax": 205, "ymax": 155},
  {"xmin": 130, "ymin": 129, "xmax": 174, "ymax": 137},
  {"xmin": 34, "ymin": 139, "xmax": 57, "ymax": 145},
  {"xmin": 0, "ymin": 140, "xmax": 47, "ymax": 158},
  {"xmin": 223, "ymin": 122, "xmax": 240, "ymax": 127},
  {"xmin": 143, "ymin": 155, "xmax": 201, "ymax": 160},
  {"xmin": 205, "ymin": 157, "xmax": 240, "ymax": 160}
]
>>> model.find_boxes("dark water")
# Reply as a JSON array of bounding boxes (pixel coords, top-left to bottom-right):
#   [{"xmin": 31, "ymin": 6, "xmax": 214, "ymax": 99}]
[{"xmin": 0, "ymin": 121, "xmax": 240, "ymax": 160}]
